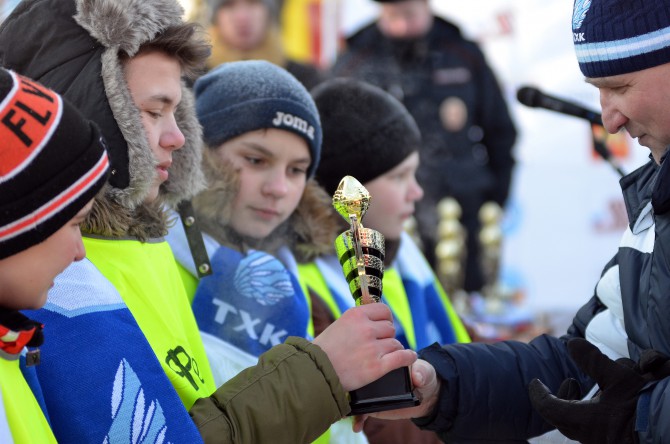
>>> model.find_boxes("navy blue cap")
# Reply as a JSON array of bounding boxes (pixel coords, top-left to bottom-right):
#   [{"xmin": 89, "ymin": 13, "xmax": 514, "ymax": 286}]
[{"xmin": 573, "ymin": 0, "xmax": 670, "ymax": 77}]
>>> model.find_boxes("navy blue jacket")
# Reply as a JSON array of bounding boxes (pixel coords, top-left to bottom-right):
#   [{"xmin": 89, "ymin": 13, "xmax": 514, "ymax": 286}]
[{"xmin": 415, "ymin": 155, "xmax": 670, "ymax": 443}]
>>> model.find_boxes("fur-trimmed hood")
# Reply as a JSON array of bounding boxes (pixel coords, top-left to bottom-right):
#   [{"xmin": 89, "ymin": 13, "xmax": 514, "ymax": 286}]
[
  {"xmin": 0, "ymin": 0, "xmax": 206, "ymax": 238},
  {"xmin": 193, "ymin": 149, "xmax": 338, "ymax": 263}
]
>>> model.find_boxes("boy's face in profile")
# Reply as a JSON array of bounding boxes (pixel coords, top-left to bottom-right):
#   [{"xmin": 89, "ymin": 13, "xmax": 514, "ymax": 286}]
[
  {"xmin": 0, "ymin": 200, "xmax": 93, "ymax": 310},
  {"xmin": 214, "ymin": 128, "xmax": 311, "ymax": 240},
  {"xmin": 362, "ymin": 151, "xmax": 423, "ymax": 241},
  {"xmin": 124, "ymin": 50, "xmax": 186, "ymax": 204}
]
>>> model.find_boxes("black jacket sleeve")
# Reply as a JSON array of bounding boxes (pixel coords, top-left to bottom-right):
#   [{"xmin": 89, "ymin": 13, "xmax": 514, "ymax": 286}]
[{"xmin": 414, "ymin": 296, "xmax": 605, "ymax": 442}]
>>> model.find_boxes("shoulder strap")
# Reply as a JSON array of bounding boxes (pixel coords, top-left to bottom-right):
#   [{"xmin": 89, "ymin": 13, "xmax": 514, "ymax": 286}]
[{"xmin": 176, "ymin": 200, "xmax": 213, "ymax": 278}]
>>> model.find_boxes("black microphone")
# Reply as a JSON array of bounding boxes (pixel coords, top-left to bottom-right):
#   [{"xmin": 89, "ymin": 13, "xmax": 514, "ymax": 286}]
[
  {"xmin": 516, "ymin": 86, "xmax": 603, "ymax": 126},
  {"xmin": 517, "ymin": 86, "xmax": 625, "ymax": 177}
]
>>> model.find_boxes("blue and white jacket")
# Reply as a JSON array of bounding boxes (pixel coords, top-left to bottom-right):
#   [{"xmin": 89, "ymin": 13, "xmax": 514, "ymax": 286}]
[
  {"xmin": 167, "ymin": 216, "xmax": 313, "ymax": 386},
  {"xmin": 23, "ymin": 260, "xmax": 203, "ymax": 443}
]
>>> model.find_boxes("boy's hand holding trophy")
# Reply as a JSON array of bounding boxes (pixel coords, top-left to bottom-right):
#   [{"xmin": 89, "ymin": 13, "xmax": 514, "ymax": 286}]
[{"xmin": 333, "ymin": 176, "xmax": 420, "ymax": 415}]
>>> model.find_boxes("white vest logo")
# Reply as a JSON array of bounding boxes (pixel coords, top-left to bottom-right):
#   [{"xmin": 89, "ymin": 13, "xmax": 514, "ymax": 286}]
[{"xmin": 272, "ymin": 111, "xmax": 315, "ymax": 140}]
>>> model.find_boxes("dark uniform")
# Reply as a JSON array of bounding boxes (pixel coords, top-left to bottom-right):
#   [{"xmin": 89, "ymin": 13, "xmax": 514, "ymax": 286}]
[{"xmin": 331, "ymin": 16, "xmax": 517, "ymax": 293}]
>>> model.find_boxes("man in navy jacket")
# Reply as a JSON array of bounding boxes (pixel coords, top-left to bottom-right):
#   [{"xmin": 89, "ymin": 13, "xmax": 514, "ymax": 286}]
[{"xmin": 364, "ymin": 1, "xmax": 670, "ymax": 443}]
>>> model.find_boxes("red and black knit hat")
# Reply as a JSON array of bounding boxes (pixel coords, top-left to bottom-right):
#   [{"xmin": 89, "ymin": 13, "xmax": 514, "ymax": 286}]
[{"xmin": 0, "ymin": 68, "xmax": 110, "ymax": 260}]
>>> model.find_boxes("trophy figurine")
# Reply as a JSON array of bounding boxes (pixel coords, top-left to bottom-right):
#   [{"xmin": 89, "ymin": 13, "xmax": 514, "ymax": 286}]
[{"xmin": 333, "ymin": 176, "xmax": 420, "ymax": 415}]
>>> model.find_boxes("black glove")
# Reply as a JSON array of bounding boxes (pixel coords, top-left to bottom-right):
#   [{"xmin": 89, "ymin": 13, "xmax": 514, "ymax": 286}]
[
  {"xmin": 528, "ymin": 338, "xmax": 670, "ymax": 444},
  {"xmin": 553, "ymin": 377, "xmax": 582, "ymax": 402}
]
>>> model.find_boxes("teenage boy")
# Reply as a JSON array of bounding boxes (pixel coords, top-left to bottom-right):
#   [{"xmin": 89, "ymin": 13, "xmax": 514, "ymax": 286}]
[{"xmin": 0, "ymin": 67, "xmax": 109, "ymax": 443}]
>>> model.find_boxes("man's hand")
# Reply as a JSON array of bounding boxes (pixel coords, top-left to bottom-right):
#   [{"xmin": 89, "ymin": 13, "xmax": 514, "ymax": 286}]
[
  {"xmin": 528, "ymin": 338, "xmax": 670, "ymax": 444},
  {"xmin": 352, "ymin": 359, "xmax": 440, "ymax": 432},
  {"xmin": 313, "ymin": 304, "xmax": 417, "ymax": 392}
]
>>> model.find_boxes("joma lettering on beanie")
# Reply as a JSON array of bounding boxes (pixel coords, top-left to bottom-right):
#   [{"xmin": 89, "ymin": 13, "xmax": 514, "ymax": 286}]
[
  {"xmin": 0, "ymin": 69, "xmax": 109, "ymax": 259},
  {"xmin": 194, "ymin": 60, "xmax": 322, "ymax": 177}
]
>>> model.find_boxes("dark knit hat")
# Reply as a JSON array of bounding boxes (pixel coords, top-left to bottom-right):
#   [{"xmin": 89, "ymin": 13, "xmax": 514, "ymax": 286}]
[
  {"xmin": 0, "ymin": 69, "xmax": 110, "ymax": 260},
  {"xmin": 312, "ymin": 78, "xmax": 420, "ymax": 196},
  {"xmin": 572, "ymin": 0, "xmax": 670, "ymax": 77},
  {"xmin": 194, "ymin": 60, "xmax": 322, "ymax": 177}
]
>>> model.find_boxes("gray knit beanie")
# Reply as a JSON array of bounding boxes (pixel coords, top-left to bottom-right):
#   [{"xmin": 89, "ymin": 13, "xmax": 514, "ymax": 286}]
[
  {"xmin": 572, "ymin": 0, "xmax": 670, "ymax": 77},
  {"xmin": 194, "ymin": 60, "xmax": 322, "ymax": 177}
]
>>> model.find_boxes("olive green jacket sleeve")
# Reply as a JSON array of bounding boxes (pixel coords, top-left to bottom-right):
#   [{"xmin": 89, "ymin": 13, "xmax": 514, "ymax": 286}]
[{"xmin": 189, "ymin": 337, "xmax": 351, "ymax": 443}]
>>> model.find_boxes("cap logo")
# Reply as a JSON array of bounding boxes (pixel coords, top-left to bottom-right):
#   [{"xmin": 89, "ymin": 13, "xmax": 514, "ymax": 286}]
[
  {"xmin": 572, "ymin": 0, "xmax": 591, "ymax": 43},
  {"xmin": 0, "ymin": 72, "xmax": 62, "ymax": 183},
  {"xmin": 272, "ymin": 111, "xmax": 315, "ymax": 140}
]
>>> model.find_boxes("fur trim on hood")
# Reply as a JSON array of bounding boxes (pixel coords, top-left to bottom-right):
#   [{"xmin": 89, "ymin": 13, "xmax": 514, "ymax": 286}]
[
  {"xmin": 76, "ymin": 0, "xmax": 183, "ymax": 56},
  {"xmin": 193, "ymin": 149, "xmax": 338, "ymax": 263},
  {"xmin": 0, "ymin": 0, "xmax": 206, "ymax": 239}
]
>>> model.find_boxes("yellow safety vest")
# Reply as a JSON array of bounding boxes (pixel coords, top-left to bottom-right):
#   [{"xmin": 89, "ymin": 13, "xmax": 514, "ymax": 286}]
[
  {"xmin": 84, "ymin": 237, "xmax": 216, "ymax": 409},
  {"xmin": 0, "ymin": 357, "xmax": 56, "ymax": 443},
  {"xmin": 176, "ymin": 261, "xmax": 199, "ymax": 304}
]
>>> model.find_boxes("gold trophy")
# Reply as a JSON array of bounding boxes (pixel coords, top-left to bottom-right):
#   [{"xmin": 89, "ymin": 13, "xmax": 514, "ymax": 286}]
[
  {"xmin": 478, "ymin": 201, "xmax": 504, "ymax": 299},
  {"xmin": 333, "ymin": 176, "xmax": 420, "ymax": 415},
  {"xmin": 435, "ymin": 197, "xmax": 466, "ymax": 296}
]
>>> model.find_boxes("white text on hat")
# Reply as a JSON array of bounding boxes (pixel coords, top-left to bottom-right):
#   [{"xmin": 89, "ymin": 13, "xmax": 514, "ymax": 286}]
[{"xmin": 272, "ymin": 111, "xmax": 315, "ymax": 140}]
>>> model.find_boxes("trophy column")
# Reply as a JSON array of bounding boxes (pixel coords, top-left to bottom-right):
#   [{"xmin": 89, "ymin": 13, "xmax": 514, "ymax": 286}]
[{"xmin": 332, "ymin": 176, "xmax": 420, "ymax": 415}]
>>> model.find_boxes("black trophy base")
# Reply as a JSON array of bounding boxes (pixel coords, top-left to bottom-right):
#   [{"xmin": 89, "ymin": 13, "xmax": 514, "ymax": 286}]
[{"xmin": 347, "ymin": 366, "xmax": 420, "ymax": 415}]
